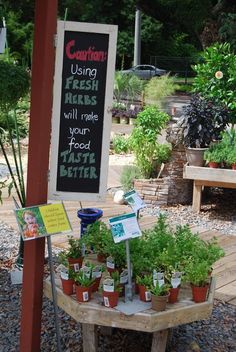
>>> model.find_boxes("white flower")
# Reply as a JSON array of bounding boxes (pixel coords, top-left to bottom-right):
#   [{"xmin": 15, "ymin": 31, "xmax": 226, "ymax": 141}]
[{"xmin": 215, "ymin": 71, "xmax": 223, "ymax": 79}]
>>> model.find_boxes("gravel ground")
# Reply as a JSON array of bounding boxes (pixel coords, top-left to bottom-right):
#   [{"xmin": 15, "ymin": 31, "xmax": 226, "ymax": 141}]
[{"xmin": 1, "ymin": 190, "xmax": 236, "ymax": 351}]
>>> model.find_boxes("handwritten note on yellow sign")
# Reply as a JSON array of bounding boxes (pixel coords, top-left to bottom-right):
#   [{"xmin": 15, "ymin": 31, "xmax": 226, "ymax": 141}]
[{"xmin": 39, "ymin": 203, "xmax": 71, "ymax": 234}]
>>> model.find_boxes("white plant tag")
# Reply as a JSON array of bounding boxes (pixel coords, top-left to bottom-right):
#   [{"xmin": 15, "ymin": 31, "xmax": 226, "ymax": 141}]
[
  {"xmin": 103, "ymin": 278, "xmax": 114, "ymax": 292},
  {"xmin": 106, "ymin": 256, "xmax": 115, "ymax": 269},
  {"xmin": 104, "ymin": 297, "xmax": 110, "ymax": 307},
  {"xmin": 158, "ymin": 279, "xmax": 165, "ymax": 287},
  {"xmin": 145, "ymin": 291, "xmax": 151, "ymax": 301},
  {"xmin": 120, "ymin": 270, "xmax": 128, "ymax": 284},
  {"xmin": 60, "ymin": 272, "xmax": 69, "ymax": 280},
  {"xmin": 81, "ymin": 266, "xmax": 91, "ymax": 279},
  {"xmin": 92, "ymin": 266, "xmax": 102, "ymax": 279},
  {"xmin": 171, "ymin": 272, "xmax": 182, "ymax": 288},
  {"xmin": 73, "ymin": 263, "xmax": 80, "ymax": 272},
  {"xmin": 153, "ymin": 269, "xmax": 158, "ymax": 280},
  {"xmin": 83, "ymin": 291, "xmax": 89, "ymax": 301}
]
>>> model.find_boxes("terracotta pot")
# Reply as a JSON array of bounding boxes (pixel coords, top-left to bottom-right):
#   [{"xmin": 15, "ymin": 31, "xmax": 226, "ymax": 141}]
[
  {"xmin": 68, "ymin": 257, "xmax": 83, "ymax": 271},
  {"xmin": 97, "ymin": 253, "xmax": 106, "ymax": 263},
  {"xmin": 91, "ymin": 277, "xmax": 101, "ymax": 292},
  {"xmin": 102, "ymin": 291, "xmax": 119, "ymax": 308},
  {"xmin": 61, "ymin": 278, "xmax": 74, "ymax": 295},
  {"xmin": 168, "ymin": 287, "xmax": 180, "ymax": 304},
  {"xmin": 232, "ymin": 163, "xmax": 236, "ymax": 170},
  {"xmin": 75, "ymin": 284, "xmax": 91, "ymax": 302},
  {"xmin": 208, "ymin": 161, "xmax": 220, "ymax": 168},
  {"xmin": 138, "ymin": 285, "xmax": 151, "ymax": 302},
  {"xmin": 191, "ymin": 284, "xmax": 209, "ymax": 303},
  {"xmin": 151, "ymin": 293, "xmax": 169, "ymax": 311}
]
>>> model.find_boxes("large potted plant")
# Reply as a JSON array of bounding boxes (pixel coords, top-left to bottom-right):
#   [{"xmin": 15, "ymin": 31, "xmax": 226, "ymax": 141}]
[{"xmin": 180, "ymin": 94, "xmax": 229, "ymax": 166}]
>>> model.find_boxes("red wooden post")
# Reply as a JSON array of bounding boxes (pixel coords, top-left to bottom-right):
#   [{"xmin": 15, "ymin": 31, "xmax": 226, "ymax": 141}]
[{"xmin": 20, "ymin": 1, "xmax": 58, "ymax": 351}]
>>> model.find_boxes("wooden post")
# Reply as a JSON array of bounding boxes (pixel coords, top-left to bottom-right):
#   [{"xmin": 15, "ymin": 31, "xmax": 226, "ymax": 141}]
[
  {"xmin": 82, "ymin": 324, "xmax": 98, "ymax": 352},
  {"xmin": 192, "ymin": 181, "xmax": 202, "ymax": 213},
  {"xmin": 151, "ymin": 329, "xmax": 169, "ymax": 352},
  {"xmin": 19, "ymin": 1, "xmax": 58, "ymax": 351}
]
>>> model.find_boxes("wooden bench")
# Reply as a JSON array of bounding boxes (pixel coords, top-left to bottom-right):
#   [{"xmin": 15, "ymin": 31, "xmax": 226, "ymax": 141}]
[
  {"xmin": 44, "ymin": 277, "xmax": 215, "ymax": 352},
  {"xmin": 183, "ymin": 165, "xmax": 236, "ymax": 212}
]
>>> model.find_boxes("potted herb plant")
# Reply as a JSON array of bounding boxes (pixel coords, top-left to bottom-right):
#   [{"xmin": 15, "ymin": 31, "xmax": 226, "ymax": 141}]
[
  {"xmin": 136, "ymin": 274, "xmax": 152, "ymax": 302},
  {"xmin": 203, "ymin": 144, "xmax": 225, "ymax": 168},
  {"xmin": 226, "ymin": 148, "xmax": 236, "ymax": 170},
  {"xmin": 184, "ymin": 260, "xmax": 210, "ymax": 303},
  {"xmin": 82, "ymin": 221, "xmax": 113, "ymax": 262},
  {"xmin": 58, "ymin": 251, "xmax": 75, "ymax": 295},
  {"xmin": 102, "ymin": 273, "xmax": 122, "ymax": 308},
  {"xmin": 73, "ymin": 270, "xmax": 95, "ymax": 302},
  {"xmin": 66, "ymin": 236, "xmax": 84, "ymax": 271},
  {"xmin": 150, "ymin": 283, "xmax": 170, "ymax": 311},
  {"xmin": 180, "ymin": 95, "xmax": 229, "ymax": 166}
]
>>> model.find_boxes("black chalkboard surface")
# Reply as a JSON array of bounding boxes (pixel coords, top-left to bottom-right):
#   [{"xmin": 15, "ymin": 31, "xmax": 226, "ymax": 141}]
[{"xmin": 56, "ymin": 30, "xmax": 109, "ymax": 193}]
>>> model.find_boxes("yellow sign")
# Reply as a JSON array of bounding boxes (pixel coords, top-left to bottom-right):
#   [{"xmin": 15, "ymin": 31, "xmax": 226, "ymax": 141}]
[{"xmin": 39, "ymin": 203, "xmax": 71, "ymax": 234}]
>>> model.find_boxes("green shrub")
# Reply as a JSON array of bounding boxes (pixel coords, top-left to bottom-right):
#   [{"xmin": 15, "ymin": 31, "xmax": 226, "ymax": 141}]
[
  {"xmin": 120, "ymin": 165, "xmax": 142, "ymax": 192},
  {"xmin": 129, "ymin": 105, "xmax": 170, "ymax": 177},
  {"xmin": 144, "ymin": 74, "xmax": 179, "ymax": 107},
  {"xmin": 112, "ymin": 135, "xmax": 130, "ymax": 154}
]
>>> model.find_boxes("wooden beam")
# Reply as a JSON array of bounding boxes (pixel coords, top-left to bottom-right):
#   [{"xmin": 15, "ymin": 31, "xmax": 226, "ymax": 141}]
[
  {"xmin": 151, "ymin": 329, "xmax": 169, "ymax": 352},
  {"xmin": 19, "ymin": 1, "xmax": 58, "ymax": 351},
  {"xmin": 192, "ymin": 181, "xmax": 202, "ymax": 213},
  {"xmin": 82, "ymin": 324, "xmax": 98, "ymax": 352}
]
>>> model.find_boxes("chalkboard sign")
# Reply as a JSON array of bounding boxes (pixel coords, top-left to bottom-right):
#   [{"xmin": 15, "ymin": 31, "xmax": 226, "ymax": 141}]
[{"xmin": 49, "ymin": 21, "xmax": 117, "ymax": 201}]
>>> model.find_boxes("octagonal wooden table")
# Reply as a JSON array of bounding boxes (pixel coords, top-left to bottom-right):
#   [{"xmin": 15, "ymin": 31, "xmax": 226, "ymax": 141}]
[{"xmin": 44, "ymin": 277, "xmax": 215, "ymax": 352}]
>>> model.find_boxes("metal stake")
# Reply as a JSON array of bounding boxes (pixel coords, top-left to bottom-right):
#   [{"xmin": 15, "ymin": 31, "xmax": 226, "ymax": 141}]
[
  {"xmin": 125, "ymin": 239, "xmax": 133, "ymax": 301},
  {"xmin": 47, "ymin": 236, "xmax": 62, "ymax": 352}
]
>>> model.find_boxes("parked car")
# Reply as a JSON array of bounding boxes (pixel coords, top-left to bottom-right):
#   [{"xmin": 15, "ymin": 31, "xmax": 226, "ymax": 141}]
[{"xmin": 121, "ymin": 64, "xmax": 167, "ymax": 79}]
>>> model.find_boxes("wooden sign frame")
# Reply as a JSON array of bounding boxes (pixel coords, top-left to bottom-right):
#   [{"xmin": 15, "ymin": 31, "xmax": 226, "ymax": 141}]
[{"xmin": 48, "ymin": 21, "xmax": 117, "ymax": 201}]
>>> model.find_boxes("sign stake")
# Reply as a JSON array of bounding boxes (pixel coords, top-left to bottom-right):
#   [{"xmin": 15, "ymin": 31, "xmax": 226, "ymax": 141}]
[{"xmin": 125, "ymin": 239, "xmax": 133, "ymax": 301}]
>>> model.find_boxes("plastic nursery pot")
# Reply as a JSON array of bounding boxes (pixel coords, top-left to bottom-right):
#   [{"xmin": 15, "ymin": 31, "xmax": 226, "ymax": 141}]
[
  {"xmin": 91, "ymin": 277, "xmax": 101, "ymax": 292},
  {"xmin": 97, "ymin": 253, "xmax": 107, "ymax": 263},
  {"xmin": 232, "ymin": 163, "xmax": 236, "ymax": 170},
  {"xmin": 77, "ymin": 208, "xmax": 103, "ymax": 236},
  {"xmin": 168, "ymin": 287, "xmax": 180, "ymax": 304},
  {"xmin": 68, "ymin": 257, "xmax": 83, "ymax": 272},
  {"xmin": 208, "ymin": 161, "xmax": 220, "ymax": 168},
  {"xmin": 61, "ymin": 278, "xmax": 74, "ymax": 296},
  {"xmin": 102, "ymin": 291, "xmax": 119, "ymax": 308},
  {"xmin": 138, "ymin": 285, "xmax": 151, "ymax": 302},
  {"xmin": 191, "ymin": 284, "xmax": 209, "ymax": 303},
  {"xmin": 75, "ymin": 284, "xmax": 92, "ymax": 302}
]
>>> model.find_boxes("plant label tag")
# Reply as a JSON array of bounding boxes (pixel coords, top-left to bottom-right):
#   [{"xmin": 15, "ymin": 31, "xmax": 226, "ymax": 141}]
[
  {"xmin": 92, "ymin": 269, "xmax": 102, "ymax": 279},
  {"xmin": 106, "ymin": 256, "xmax": 115, "ymax": 269},
  {"xmin": 123, "ymin": 190, "xmax": 146, "ymax": 212},
  {"xmin": 145, "ymin": 291, "xmax": 151, "ymax": 302},
  {"xmin": 171, "ymin": 277, "xmax": 181, "ymax": 288},
  {"xmin": 61, "ymin": 272, "xmax": 69, "ymax": 280},
  {"xmin": 104, "ymin": 296, "xmax": 110, "ymax": 307},
  {"xmin": 158, "ymin": 279, "xmax": 165, "ymax": 287},
  {"xmin": 83, "ymin": 291, "xmax": 89, "ymax": 302},
  {"xmin": 103, "ymin": 278, "xmax": 114, "ymax": 292},
  {"xmin": 157, "ymin": 272, "xmax": 164, "ymax": 280},
  {"xmin": 81, "ymin": 266, "xmax": 91, "ymax": 278},
  {"xmin": 153, "ymin": 269, "xmax": 158, "ymax": 280},
  {"xmin": 73, "ymin": 263, "xmax": 80, "ymax": 272},
  {"xmin": 120, "ymin": 270, "xmax": 128, "ymax": 284}
]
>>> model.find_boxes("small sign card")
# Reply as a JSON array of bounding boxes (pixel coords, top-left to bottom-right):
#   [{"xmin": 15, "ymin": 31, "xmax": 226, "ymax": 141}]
[
  {"xmin": 109, "ymin": 213, "xmax": 142, "ymax": 243},
  {"xmin": 123, "ymin": 190, "xmax": 146, "ymax": 212},
  {"xmin": 15, "ymin": 202, "xmax": 72, "ymax": 241}
]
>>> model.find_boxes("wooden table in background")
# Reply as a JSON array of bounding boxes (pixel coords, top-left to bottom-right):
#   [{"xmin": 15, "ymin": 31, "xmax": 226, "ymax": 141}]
[
  {"xmin": 44, "ymin": 277, "xmax": 215, "ymax": 352},
  {"xmin": 183, "ymin": 165, "xmax": 236, "ymax": 212}
]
